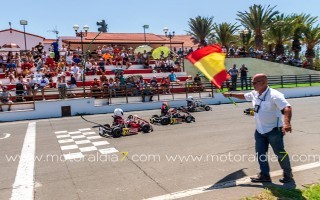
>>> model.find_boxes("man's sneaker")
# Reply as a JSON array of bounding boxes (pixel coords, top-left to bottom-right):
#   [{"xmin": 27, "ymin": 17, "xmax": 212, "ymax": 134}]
[
  {"xmin": 279, "ymin": 176, "xmax": 294, "ymax": 183},
  {"xmin": 250, "ymin": 173, "xmax": 272, "ymax": 183}
]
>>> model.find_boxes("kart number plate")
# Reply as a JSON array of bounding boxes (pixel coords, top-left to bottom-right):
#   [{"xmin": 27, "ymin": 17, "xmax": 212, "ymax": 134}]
[{"xmin": 122, "ymin": 128, "xmax": 130, "ymax": 135}]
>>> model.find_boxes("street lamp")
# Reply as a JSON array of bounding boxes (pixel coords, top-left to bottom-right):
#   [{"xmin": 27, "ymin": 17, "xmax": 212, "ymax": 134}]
[
  {"xmin": 142, "ymin": 25, "xmax": 149, "ymax": 44},
  {"xmin": 20, "ymin": 20, "xmax": 28, "ymax": 51},
  {"xmin": 73, "ymin": 24, "xmax": 89, "ymax": 55},
  {"xmin": 163, "ymin": 27, "xmax": 175, "ymax": 50},
  {"xmin": 73, "ymin": 24, "xmax": 89, "ymax": 96}
]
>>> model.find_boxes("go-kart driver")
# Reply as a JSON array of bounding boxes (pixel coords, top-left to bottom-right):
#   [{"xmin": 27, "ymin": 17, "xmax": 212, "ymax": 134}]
[
  {"xmin": 161, "ymin": 102, "xmax": 170, "ymax": 116},
  {"xmin": 113, "ymin": 108, "xmax": 124, "ymax": 126},
  {"xmin": 186, "ymin": 96, "xmax": 196, "ymax": 110}
]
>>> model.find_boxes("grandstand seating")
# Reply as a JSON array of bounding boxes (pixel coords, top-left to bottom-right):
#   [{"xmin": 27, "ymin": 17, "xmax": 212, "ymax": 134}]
[{"xmin": 0, "ymin": 62, "xmax": 190, "ymax": 99}]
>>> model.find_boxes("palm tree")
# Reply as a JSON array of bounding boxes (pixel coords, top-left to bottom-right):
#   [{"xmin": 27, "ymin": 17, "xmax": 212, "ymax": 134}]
[
  {"xmin": 303, "ymin": 25, "xmax": 320, "ymax": 68},
  {"xmin": 263, "ymin": 14, "xmax": 292, "ymax": 56},
  {"xmin": 290, "ymin": 14, "xmax": 318, "ymax": 59},
  {"xmin": 237, "ymin": 4, "xmax": 279, "ymax": 50},
  {"xmin": 213, "ymin": 22, "xmax": 240, "ymax": 55},
  {"xmin": 186, "ymin": 16, "xmax": 215, "ymax": 47}
]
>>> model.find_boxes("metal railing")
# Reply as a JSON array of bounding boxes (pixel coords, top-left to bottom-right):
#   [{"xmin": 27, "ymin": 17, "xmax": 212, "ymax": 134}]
[{"xmin": 6, "ymin": 74, "xmax": 320, "ymax": 105}]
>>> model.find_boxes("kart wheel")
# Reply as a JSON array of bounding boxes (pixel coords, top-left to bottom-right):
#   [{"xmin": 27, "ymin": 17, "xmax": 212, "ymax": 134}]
[
  {"xmin": 161, "ymin": 117, "xmax": 170, "ymax": 125},
  {"xmin": 204, "ymin": 105, "xmax": 211, "ymax": 111},
  {"xmin": 112, "ymin": 127, "xmax": 122, "ymax": 138},
  {"xmin": 141, "ymin": 124, "xmax": 151, "ymax": 133},
  {"xmin": 185, "ymin": 116, "xmax": 193, "ymax": 123}
]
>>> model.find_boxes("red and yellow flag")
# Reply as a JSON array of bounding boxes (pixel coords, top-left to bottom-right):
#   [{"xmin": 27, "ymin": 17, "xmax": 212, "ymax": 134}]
[{"xmin": 187, "ymin": 45, "xmax": 230, "ymax": 89}]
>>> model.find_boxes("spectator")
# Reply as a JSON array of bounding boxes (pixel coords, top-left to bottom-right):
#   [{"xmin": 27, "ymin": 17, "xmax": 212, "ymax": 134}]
[
  {"xmin": 193, "ymin": 73, "xmax": 203, "ymax": 91},
  {"xmin": 56, "ymin": 75, "xmax": 67, "ymax": 99},
  {"xmin": 15, "ymin": 76, "xmax": 27, "ymax": 102},
  {"xmin": 150, "ymin": 76, "xmax": 158, "ymax": 89},
  {"xmin": 141, "ymin": 82, "xmax": 153, "ymax": 102},
  {"xmin": 37, "ymin": 75, "xmax": 49, "ymax": 100},
  {"xmin": 51, "ymin": 39, "xmax": 60, "ymax": 62},
  {"xmin": 228, "ymin": 64, "xmax": 239, "ymax": 91},
  {"xmin": 240, "ymin": 64, "xmax": 249, "ymax": 90},
  {"xmin": 98, "ymin": 58, "xmax": 105, "ymax": 73},
  {"xmin": 7, "ymin": 68, "xmax": 16, "ymax": 84},
  {"xmin": 69, "ymin": 74, "xmax": 77, "ymax": 90},
  {"xmin": 91, "ymin": 78, "xmax": 101, "ymax": 98},
  {"xmin": 160, "ymin": 77, "xmax": 170, "ymax": 94},
  {"xmin": 35, "ymin": 42, "xmax": 44, "ymax": 55},
  {"xmin": 26, "ymin": 74, "xmax": 38, "ymax": 96},
  {"xmin": 229, "ymin": 46, "xmax": 235, "ymax": 58},
  {"xmin": 70, "ymin": 64, "xmax": 80, "ymax": 80},
  {"xmin": 168, "ymin": 71, "xmax": 181, "ymax": 85},
  {"xmin": 0, "ymin": 86, "xmax": 13, "ymax": 111},
  {"xmin": 108, "ymin": 78, "xmax": 116, "ymax": 97}
]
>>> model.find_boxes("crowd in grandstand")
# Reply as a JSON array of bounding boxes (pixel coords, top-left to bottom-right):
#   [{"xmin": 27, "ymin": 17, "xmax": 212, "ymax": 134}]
[{"xmin": 0, "ymin": 41, "xmax": 200, "ymax": 106}]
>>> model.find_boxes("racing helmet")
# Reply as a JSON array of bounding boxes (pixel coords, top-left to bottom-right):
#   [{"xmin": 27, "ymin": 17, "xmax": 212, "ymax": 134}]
[
  {"xmin": 114, "ymin": 108, "xmax": 124, "ymax": 117},
  {"xmin": 187, "ymin": 96, "xmax": 193, "ymax": 101}
]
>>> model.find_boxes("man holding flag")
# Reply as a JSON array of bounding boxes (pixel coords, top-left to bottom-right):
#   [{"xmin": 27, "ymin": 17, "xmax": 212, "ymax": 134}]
[
  {"xmin": 187, "ymin": 45, "xmax": 293, "ymax": 183},
  {"xmin": 223, "ymin": 74, "xmax": 293, "ymax": 183}
]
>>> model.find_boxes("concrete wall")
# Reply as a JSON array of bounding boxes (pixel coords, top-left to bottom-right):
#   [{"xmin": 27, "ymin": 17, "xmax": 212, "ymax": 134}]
[{"xmin": 0, "ymin": 86, "xmax": 319, "ymax": 122}]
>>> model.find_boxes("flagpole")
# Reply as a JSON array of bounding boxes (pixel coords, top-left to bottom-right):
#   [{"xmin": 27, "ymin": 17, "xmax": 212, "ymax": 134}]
[{"xmin": 218, "ymin": 89, "xmax": 237, "ymax": 106}]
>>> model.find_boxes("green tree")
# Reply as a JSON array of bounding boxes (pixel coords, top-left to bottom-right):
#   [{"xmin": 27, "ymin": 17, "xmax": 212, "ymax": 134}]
[
  {"xmin": 186, "ymin": 16, "xmax": 215, "ymax": 47},
  {"xmin": 237, "ymin": 4, "xmax": 279, "ymax": 50},
  {"xmin": 213, "ymin": 22, "xmax": 240, "ymax": 55},
  {"xmin": 263, "ymin": 14, "xmax": 292, "ymax": 56},
  {"xmin": 303, "ymin": 25, "xmax": 320, "ymax": 68},
  {"xmin": 290, "ymin": 13, "xmax": 318, "ymax": 59}
]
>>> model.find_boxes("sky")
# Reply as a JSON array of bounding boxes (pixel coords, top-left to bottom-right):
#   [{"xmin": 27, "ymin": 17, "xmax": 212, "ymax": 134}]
[{"xmin": 1, "ymin": 0, "xmax": 319, "ymax": 39}]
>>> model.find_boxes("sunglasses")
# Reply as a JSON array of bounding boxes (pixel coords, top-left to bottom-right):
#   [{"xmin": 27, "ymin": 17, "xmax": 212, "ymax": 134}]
[{"xmin": 252, "ymin": 80, "xmax": 263, "ymax": 84}]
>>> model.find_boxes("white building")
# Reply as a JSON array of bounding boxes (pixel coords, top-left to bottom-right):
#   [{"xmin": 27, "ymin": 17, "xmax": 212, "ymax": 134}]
[{"xmin": 0, "ymin": 28, "xmax": 46, "ymax": 52}]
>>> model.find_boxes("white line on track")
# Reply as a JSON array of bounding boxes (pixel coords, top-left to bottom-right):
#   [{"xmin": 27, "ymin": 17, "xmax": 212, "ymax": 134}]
[
  {"xmin": 145, "ymin": 161, "xmax": 320, "ymax": 200},
  {"xmin": 10, "ymin": 122, "xmax": 36, "ymax": 200}
]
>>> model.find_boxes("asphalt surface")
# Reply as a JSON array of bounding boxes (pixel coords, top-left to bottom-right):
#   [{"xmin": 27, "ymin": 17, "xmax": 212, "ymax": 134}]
[{"xmin": 1, "ymin": 96, "xmax": 320, "ymax": 200}]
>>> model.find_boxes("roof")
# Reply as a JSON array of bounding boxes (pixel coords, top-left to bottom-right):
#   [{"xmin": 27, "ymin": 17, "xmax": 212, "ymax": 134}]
[
  {"xmin": 43, "ymin": 39, "xmax": 56, "ymax": 44},
  {"xmin": 165, "ymin": 35, "xmax": 199, "ymax": 49},
  {"xmin": 63, "ymin": 32, "xmax": 184, "ymax": 45},
  {"xmin": 0, "ymin": 28, "xmax": 45, "ymax": 39}
]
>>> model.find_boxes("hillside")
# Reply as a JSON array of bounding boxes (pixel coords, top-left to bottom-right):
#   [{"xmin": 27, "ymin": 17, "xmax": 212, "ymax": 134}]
[{"xmin": 184, "ymin": 58, "xmax": 320, "ymax": 79}]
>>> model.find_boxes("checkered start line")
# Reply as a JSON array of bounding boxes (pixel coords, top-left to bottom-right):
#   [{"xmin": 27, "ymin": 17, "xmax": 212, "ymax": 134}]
[{"xmin": 54, "ymin": 128, "xmax": 118, "ymax": 160}]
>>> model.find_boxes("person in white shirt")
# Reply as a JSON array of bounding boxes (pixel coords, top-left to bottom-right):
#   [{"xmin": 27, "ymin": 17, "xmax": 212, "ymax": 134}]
[
  {"xmin": 34, "ymin": 70, "xmax": 43, "ymax": 82},
  {"xmin": 37, "ymin": 75, "xmax": 49, "ymax": 100},
  {"xmin": 223, "ymin": 74, "xmax": 293, "ymax": 183},
  {"xmin": 70, "ymin": 65, "xmax": 80, "ymax": 80}
]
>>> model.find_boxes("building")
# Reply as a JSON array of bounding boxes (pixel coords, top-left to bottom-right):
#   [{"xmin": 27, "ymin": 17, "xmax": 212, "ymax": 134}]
[
  {"xmin": 0, "ymin": 28, "xmax": 199, "ymax": 54},
  {"xmin": 0, "ymin": 28, "xmax": 45, "ymax": 52},
  {"xmin": 62, "ymin": 32, "xmax": 198, "ymax": 52}
]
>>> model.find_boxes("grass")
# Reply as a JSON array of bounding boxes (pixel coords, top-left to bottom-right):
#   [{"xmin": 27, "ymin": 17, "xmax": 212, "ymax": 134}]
[
  {"xmin": 183, "ymin": 58, "xmax": 320, "ymax": 91},
  {"xmin": 242, "ymin": 182, "xmax": 320, "ymax": 200}
]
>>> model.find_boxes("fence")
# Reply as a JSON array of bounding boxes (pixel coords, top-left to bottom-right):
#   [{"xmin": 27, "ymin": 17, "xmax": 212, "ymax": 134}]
[{"xmin": 5, "ymin": 74, "xmax": 320, "ymax": 105}]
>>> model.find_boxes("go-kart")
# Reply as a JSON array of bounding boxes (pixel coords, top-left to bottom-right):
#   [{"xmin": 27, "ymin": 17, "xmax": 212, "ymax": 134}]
[
  {"xmin": 178, "ymin": 100, "xmax": 212, "ymax": 112},
  {"xmin": 99, "ymin": 115, "xmax": 153, "ymax": 138},
  {"xmin": 244, "ymin": 108, "xmax": 254, "ymax": 116},
  {"xmin": 150, "ymin": 108, "xmax": 195, "ymax": 125}
]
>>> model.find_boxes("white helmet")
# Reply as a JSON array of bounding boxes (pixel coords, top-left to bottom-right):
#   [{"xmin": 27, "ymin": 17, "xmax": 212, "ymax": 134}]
[
  {"xmin": 187, "ymin": 96, "xmax": 193, "ymax": 101},
  {"xmin": 114, "ymin": 108, "xmax": 124, "ymax": 117}
]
